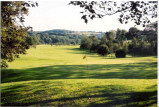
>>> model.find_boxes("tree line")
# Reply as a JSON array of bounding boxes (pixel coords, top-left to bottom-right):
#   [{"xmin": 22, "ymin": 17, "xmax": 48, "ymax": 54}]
[
  {"xmin": 26, "ymin": 31, "xmax": 85, "ymax": 45},
  {"xmin": 80, "ymin": 22, "xmax": 157, "ymax": 57}
]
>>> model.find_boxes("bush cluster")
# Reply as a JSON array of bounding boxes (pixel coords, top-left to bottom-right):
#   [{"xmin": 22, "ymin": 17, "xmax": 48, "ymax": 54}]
[
  {"xmin": 80, "ymin": 25, "xmax": 157, "ymax": 58},
  {"xmin": 97, "ymin": 45, "xmax": 109, "ymax": 56}
]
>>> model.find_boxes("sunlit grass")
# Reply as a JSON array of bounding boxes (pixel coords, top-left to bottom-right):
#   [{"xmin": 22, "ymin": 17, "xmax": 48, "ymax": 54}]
[
  {"xmin": 1, "ymin": 79, "xmax": 157, "ymax": 106},
  {"xmin": 1, "ymin": 45, "xmax": 157, "ymax": 106},
  {"xmin": 7, "ymin": 45, "xmax": 157, "ymax": 69}
]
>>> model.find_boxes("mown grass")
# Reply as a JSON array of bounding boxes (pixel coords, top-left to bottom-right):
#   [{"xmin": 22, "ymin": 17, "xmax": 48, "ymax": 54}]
[{"xmin": 1, "ymin": 45, "xmax": 157, "ymax": 107}]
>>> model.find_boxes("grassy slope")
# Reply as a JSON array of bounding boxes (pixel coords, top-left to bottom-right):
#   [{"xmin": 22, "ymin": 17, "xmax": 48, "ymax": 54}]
[{"xmin": 1, "ymin": 45, "xmax": 157, "ymax": 106}]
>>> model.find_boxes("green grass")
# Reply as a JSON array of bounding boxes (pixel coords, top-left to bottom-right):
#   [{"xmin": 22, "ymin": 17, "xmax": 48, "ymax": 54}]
[{"xmin": 1, "ymin": 45, "xmax": 157, "ymax": 106}]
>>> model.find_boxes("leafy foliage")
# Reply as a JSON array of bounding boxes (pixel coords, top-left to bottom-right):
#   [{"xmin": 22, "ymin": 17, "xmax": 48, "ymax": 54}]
[
  {"xmin": 80, "ymin": 37, "xmax": 92, "ymax": 49},
  {"xmin": 116, "ymin": 29, "xmax": 127, "ymax": 41},
  {"xmin": 1, "ymin": 1, "xmax": 38, "ymax": 68},
  {"xmin": 142, "ymin": 21, "xmax": 157, "ymax": 42},
  {"xmin": 126, "ymin": 27, "xmax": 141, "ymax": 40},
  {"xmin": 100, "ymin": 31, "xmax": 116, "ymax": 53},
  {"xmin": 128, "ymin": 38, "xmax": 155, "ymax": 56},
  {"xmin": 89, "ymin": 36, "xmax": 99, "ymax": 51},
  {"xmin": 97, "ymin": 44, "xmax": 109, "ymax": 56},
  {"xmin": 27, "ymin": 30, "xmax": 104, "ymax": 45},
  {"xmin": 25, "ymin": 36, "xmax": 39, "ymax": 46},
  {"xmin": 69, "ymin": 1, "xmax": 158, "ymax": 26},
  {"xmin": 80, "ymin": 21, "xmax": 157, "ymax": 57}
]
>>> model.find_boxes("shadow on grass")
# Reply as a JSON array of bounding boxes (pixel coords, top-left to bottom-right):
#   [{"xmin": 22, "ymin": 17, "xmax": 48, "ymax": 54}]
[
  {"xmin": 64, "ymin": 48, "xmax": 98, "ymax": 55},
  {"xmin": 2, "ymin": 62, "xmax": 157, "ymax": 83},
  {"xmin": 64, "ymin": 48, "xmax": 157, "ymax": 59},
  {"xmin": 2, "ymin": 83, "xmax": 157, "ymax": 106}
]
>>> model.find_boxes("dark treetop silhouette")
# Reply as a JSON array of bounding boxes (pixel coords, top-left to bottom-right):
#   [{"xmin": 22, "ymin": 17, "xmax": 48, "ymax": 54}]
[{"xmin": 69, "ymin": 1, "xmax": 157, "ymax": 26}]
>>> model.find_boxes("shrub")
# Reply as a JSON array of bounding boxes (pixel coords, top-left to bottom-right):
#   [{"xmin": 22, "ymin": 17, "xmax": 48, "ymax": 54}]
[
  {"xmin": 115, "ymin": 49, "xmax": 126, "ymax": 58},
  {"xmin": 80, "ymin": 37, "xmax": 92, "ymax": 49},
  {"xmin": 97, "ymin": 44, "xmax": 109, "ymax": 56}
]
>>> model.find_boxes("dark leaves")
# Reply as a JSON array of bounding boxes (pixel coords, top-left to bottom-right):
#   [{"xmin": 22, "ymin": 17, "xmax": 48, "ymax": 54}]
[
  {"xmin": 70, "ymin": 1, "xmax": 157, "ymax": 26},
  {"xmin": 89, "ymin": 5, "xmax": 92, "ymax": 9},
  {"xmin": 77, "ymin": 1, "xmax": 82, "ymax": 5},
  {"xmin": 20, "ymin": 17, "xmax": 25, "ymax": 22},
  {"xmin": 108, "ymin": 8, "xmax": 111, "ymax": 11},
  {"xmin": 90, "ymin": 15, "xmax": 95, "ymax": 19},
  {"xmin": 85, "ymin": 6, "xmax": 89, "ymax": 10},
  {"xmin": 81, "ymin": 15, "xmax": 88, "ymax": 23},
  {"xmin": 89, "ymin": 9, "xmax": 95, "ymax": 13},
  {"xmin": 36, "ymin": 2, "xmax": 38, "ymax": 6},
  {"xmin": 98, "ymin": 14, "xmax": 102, "ymax": 18},
  {"xmin": 31, "ymin": 4, "xmax": 35, "ymax": 7},
  {"xmin": 22, "ymin": 7, "xmax": 27, "ymax": 11},
  {"xmin": 114, "ymin": 2, "xmax": 117, "ymax": 6},
  {"xmin": 26, "ymin": 3, "xmax": 30, "ymax": 7},
  {"xmin": 119, "ymin": 18, "xmax": 123, "ymax": 24},
  {"xmin": 81, "ymin": 15, "xmax": 87, "ymax": 19},
  {"xmin": 120, "ymin": 14, "xmax": 123, "ymax": 18}
]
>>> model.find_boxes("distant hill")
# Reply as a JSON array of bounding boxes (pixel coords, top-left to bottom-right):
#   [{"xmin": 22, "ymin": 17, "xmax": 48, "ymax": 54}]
[
  {"xmin": 40, "ymin": 29, "xmax": 74, "ymax": 35},
  {"xmin": 35, "ymin": 29, "xmax": 105, "ymax": 37},
  {"xmin": 27, "ymin": 29, "xmax": 105, "ymax": 45}
]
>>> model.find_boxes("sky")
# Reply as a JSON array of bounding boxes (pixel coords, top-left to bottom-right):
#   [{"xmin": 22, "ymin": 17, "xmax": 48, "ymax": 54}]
[{"xmin": 24, "ymin": 1, "xmax": 157, "ymax": 32}]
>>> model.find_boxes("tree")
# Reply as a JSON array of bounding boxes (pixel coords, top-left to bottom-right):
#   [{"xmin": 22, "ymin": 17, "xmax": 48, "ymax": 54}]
[
  {"xmin": 1, "ymin": 1, "xmax": 38, "ymax": 68},
  {"xmin": 100, "ymin": 35, "xmax": 108, "ymax": 45},
  {"xmin": 113, "ymin": 43, "xmax": 120, "ymax": 52},
  {"xmin": 89, "ymin": 36, "xmax": 99, "ymax": 51},
  {"xmin": 116, "ymin": 28, "xmax": 127, "ymax": 41},
  {"xmin": 143, "ymin": 21, "xmax": 157, "ymax": 42},
  {"xmin": 142, "ymin": 21, "xmax": 157, "ymax": 55},
  {"xmin": 97, "ymin": 44, "xmax": 109, "ymax": 56},
  {"xmin": 69, "ymin": 1, "xmax": 157, "ymax": 26},
  {"xmin": 145, "ymin": 21, "xmax": 157, "ymax": 31},
  {"xmin": 105, "ymin": 31, "xmax": 115, "ymax": 40},
  {"xmin": 100, "ymin": 31, "xmax": 115, "ymax": 54},
  {"xmin": 126, "ymin": 27, "xmax": 141, "ymax": 40},
  {"xmin": 25, "ymin": 36, "xmax": 39, "ymax": 47},
  {"xmin": 127, "ymin": 37, "xmax": 154, "ymax": 56},
  {"xmin": 80, "ymin": 37, "xmax": 92, "ymax": 49}
]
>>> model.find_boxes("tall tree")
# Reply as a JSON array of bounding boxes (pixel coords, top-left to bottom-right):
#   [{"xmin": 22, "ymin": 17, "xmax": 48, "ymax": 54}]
[
  {"xmin": 80, "ymin": 37, "xmax": 92, "ymax": 49},
  {"xmin": 116, "ymin": 28, "xmax": 127, "ymax": 41},
  {"xmin": 1, "ymin": 1, "xmax": 38, "ymax": 68},
  {"xmin": 143, "ymin": 21, "xmax": 157, "ymax": 42},
  {"xmin": 143, "ymin": 21, "xmax": 157, "ymax": 54},
  {"xmin": 126, "ymin": 27, "xmax": 141, "ymax": 40},
  {"xmin": 89, "ymin": 36, "xmax": 99, "ymax": 51}
]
